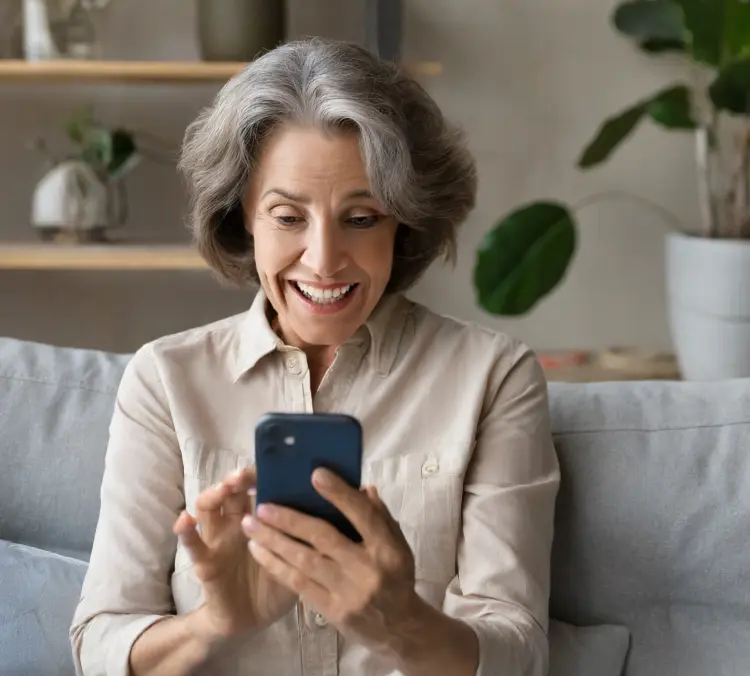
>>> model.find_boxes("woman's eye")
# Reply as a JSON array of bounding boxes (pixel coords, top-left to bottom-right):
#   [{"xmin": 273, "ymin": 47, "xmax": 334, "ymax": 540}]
[
  {"xmin": 275, "ymin": 215, "xmax": 302, "ymax": 225},
  {"xmin": 347, "ymin": 215, "xmax": 381, "ymax": 229}
]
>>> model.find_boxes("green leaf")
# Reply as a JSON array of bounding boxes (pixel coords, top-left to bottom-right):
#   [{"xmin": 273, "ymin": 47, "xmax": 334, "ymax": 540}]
[
  {"xmin": 109, "ymin": 129, "xmax": 137, "ymax": 176},
  {"xmin": 474, "ymin": 202, "xmax": 576, "ymax": 316},
  {"xmin": 647, "ymin": 84, "xmax": 698, "ymax": 128},
  {"xmin": 613, "ymin": 0, "xmax": 687, "ymax": 53},
  {"xmin": 709, "ymin": 57, "xmax": 750, "ymax": 113},
  {"xmin": 676, "ymin": 0, "xmax": 750, "ymax": 67},
  {"xmin": 80, "ymin": 127, "xmax": 113, "ymax": 171},
  {"xmin": 65, "ymin": 106, "xmax": 95, "ymax": 145},
  {"xmin": 578, "ymin": 101, "xmax": 648, "ymax": 169}
]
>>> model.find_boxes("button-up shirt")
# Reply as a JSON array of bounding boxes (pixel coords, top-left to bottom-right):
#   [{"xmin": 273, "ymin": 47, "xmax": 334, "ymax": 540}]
[{"xmin": 70, "ymin": 290, "xmax": 560, "ymax": 676}]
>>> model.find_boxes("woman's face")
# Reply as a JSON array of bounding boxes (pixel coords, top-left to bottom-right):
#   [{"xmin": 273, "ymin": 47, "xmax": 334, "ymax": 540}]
[{"xmin": 243, "ymin": 124, "xmax": 398, "ymax": 350}]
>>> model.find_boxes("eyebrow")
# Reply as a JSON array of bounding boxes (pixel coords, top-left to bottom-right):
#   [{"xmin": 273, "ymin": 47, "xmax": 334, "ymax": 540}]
[{"xmin": 261, "ymin": 188, "xmax": 374, "ymax": 203}]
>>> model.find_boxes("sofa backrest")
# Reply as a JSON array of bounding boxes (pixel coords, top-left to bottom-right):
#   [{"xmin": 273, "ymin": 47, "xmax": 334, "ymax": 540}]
[
  {"xmin": 3, "ymin": 336, "xmax": 749, "ymax": 675},
  {"xmin": 0, "ymin": 338, "xmax": 129, "ymax": 560},
  {"xmin": 548, "ymin": 379, "xmax": 750, "ymax": 676}
]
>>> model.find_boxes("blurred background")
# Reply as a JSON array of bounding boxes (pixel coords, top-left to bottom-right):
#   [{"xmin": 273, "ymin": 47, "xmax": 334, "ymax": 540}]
[{"xmin": 0, "ymin": 0, "xmax": 722, "ymax": 380}]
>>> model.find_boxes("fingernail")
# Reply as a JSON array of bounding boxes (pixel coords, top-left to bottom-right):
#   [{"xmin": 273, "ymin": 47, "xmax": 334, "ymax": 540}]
[
  {"xmin": 241, "ymin": 515, "xmax": 256, "ymax": 532},
  {"xmin": 256, "ymin": 504, "xmax": 275, "ymax": 519},
  {"xmin": 313, "ymin": 468, "xmax": 332, "ymax": 488}
]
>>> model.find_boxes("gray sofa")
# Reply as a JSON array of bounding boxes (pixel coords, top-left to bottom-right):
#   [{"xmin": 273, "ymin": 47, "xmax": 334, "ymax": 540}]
[{"xmin": 1, "ymin": 335, "xmax": 748, "ymax": 676}]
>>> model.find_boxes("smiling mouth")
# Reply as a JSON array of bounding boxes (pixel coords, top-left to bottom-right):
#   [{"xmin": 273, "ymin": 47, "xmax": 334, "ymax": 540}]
[{"xmin": 290, "ymin": 281, "xmax": 359, "ymax": 305}]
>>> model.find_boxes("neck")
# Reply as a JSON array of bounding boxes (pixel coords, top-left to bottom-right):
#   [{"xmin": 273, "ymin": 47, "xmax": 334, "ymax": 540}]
[{"xmin": 271, "ymin": 316, "xmax": 338, "ymax": 372}]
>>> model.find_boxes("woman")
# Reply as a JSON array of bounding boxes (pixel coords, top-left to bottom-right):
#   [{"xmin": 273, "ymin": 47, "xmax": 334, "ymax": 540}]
[{"xmin": 71, "ymin": 38, "xmax": 559, "ymax": 676}]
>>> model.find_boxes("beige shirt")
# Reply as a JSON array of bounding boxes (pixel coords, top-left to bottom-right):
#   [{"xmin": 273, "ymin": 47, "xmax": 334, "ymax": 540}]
[{"xmin": 70, "ymin": 290, "xmax": 559, "ymax": 676}]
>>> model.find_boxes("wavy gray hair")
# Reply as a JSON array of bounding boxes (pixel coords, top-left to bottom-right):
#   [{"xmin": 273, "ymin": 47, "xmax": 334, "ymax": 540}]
[{"xmin": 179, "ymin": 37, "xmax": 477, "ymax": 292}]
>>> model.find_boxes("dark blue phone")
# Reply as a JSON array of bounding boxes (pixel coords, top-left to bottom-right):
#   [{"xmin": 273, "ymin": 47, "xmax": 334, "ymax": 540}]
[{"xmin": 255, "ymin": 412, "xmax": 363, "ymax": 542}]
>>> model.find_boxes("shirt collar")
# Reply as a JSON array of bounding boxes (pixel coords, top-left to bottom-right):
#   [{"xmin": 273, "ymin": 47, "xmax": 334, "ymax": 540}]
[{"xmin": 233, "ymin": 289, "xmax": 411, "ymax": 381}]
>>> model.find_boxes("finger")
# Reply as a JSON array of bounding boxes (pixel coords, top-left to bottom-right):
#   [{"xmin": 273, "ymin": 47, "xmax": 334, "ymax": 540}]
[
  {"xmin": 220, "ymin": 467, "xmax": 257, "ymax": 518},
  {"xmin": 250, "ymin": 503, "xmax": 365, "ymax": 566},
  {"xmin": 173, "ymin": 510, "xmax": 210, "ymax": 563},
  {"xmin": 249, "ymin": 540, "xmax": 330, "ymax": 611},
  {"xmin": 195, "ymin": 480, "xmax": 232, "ymax": 540},
  {"xmin": 243, "ymin": 515, "xmax": 344, "ymax": 590},
  {"xmin": 312, "ymin": 468, "xmax": 390, "ymax": 543}
]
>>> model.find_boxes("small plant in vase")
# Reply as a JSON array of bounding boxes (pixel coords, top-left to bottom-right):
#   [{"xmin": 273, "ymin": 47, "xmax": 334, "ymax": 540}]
[
  {"xmin": 475, "ymin": 0, "xmax": 750, "ymax": 380},
  {"xmin": 30, "ymin": 106, "xmax": 139, "ymax": 243}
]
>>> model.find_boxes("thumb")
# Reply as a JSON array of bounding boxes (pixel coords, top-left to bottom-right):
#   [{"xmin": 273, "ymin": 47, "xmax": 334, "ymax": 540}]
[{"xmin": 173, "ymin": 510, "xmax": 210, "ymax": 564}]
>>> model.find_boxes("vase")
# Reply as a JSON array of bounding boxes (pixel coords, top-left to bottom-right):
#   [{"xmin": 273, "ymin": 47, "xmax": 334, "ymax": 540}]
[
  {"xmin": 666, "ymin": 232, "xmax": 750, "ymax": 380},
  {"xmin": 30, "ymin": 161, "xmax": 119, "ymax": 243},
  {"xmin": 196, "ymin": 0, "xmax": 285, "ymax": 62},
  {"xmin": 22, "ymin": 0, "xmax": 61, "ymax": 61}
]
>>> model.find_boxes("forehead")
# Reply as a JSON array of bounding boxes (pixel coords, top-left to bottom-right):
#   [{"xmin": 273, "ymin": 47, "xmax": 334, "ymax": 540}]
[{"xmin": 255, "ymin": 124, "xmax": 368, "ymax": 184}]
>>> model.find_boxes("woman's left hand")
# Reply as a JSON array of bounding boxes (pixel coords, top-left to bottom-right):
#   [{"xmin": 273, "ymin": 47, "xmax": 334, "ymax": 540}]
[{"xmin": 241, "ymin": 467, "xmax": 420, "ymax": 657}]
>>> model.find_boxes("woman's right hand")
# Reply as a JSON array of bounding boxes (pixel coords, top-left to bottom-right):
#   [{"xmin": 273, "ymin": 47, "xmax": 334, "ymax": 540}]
[{"xmin": 172, "ymin": 467, "xmax": 298, "ymax": 640}]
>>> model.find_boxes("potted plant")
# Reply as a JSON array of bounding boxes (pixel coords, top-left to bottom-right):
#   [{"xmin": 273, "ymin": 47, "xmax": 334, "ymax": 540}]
[
  {"xmin": 30, "ymin": 106, "xmax": 139, "ymax": 242},
  {"xmin": 475, "ymin": 0, "xmax": 750, "ymax": 380}
]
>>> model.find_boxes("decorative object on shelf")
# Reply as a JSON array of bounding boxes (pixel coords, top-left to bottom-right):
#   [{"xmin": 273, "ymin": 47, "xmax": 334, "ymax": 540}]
[
  {"xmin": 23, "ymin": 0, "xmax": 61, "ymax": 60},
  {"xmin": 365, "ymin": 0, "xmax": 402, "ymax": 62},
  {"xmin": 196, "ymin": 0, "xmax": 285, "ymax": 62},
  {"xmin": 61, "ymin": 0, "xmax": 99, "ymax": 59},
  {"xmin": 475, "ymin": 0, "xmax": 750, "ymax": 381},
  {"xmin": 29, "ymin": 106, "xmax": 139, "ymax": 243},
  {"xmin": 541, "ymin": 348, "xmax": 680, "ymax": 383}
]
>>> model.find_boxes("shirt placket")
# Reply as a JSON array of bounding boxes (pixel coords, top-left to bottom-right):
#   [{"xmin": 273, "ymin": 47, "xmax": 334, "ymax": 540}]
[
  {"xmin": 280, "ymin": 346, "xmax": 313, "ymax": 413},
  {"xmin": 284, "ymin": 343, "xmax": 366, "ymax": 676}
]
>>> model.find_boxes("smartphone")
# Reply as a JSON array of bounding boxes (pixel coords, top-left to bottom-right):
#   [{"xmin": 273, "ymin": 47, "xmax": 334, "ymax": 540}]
[{"xmin": 255, "ymin": 412, "xmax": 363, "ymax": 542}]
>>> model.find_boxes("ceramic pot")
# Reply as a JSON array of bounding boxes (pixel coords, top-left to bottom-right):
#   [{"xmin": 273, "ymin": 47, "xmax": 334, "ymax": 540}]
[
  {"xmin": 197, "ymin": 0, "xmax": 285, "ymax": 62},
  {"xmin": 666, "ymin": 231, "xmax": 750, "ymax": 380},
  {"xmin": 30, "ymin": 160, "xmax": 120, "ymax": 242},
  {"xmin": 23, "ymin": 0, "xmax": 61, "ymax": 60}
]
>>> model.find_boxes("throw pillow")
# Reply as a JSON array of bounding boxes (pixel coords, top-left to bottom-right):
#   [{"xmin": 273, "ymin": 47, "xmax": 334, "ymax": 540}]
[
  {"xmin": 0, "ymin": 540, "xmax": 87, "ymax": 676},
  {"xmin": 549, "ymin": 619, "xmax": 630, "ymax": 676}
]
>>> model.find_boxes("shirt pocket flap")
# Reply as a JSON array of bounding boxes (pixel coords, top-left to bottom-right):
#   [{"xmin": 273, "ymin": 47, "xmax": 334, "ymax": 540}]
[{"xmin": 365, "ymin": 447, "xmax": 465, "ymax": 583}]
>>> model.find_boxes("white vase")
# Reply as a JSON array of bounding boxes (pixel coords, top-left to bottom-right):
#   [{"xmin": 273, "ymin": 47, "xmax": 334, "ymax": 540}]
[
  {"xmin": 666, "ymin": 232, "xmax": 750, "ymax": 380},
  {"xmin": 31, "ymin": 160, "xmax": 108, "ymax": 239},
  {"xmin": 23, "ymin": 0, "xmax": 60, "ymax": 61}
]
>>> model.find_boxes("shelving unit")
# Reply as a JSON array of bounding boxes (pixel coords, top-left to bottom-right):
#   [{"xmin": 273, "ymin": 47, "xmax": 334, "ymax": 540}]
[
  {"xmin": 0, "ymin": 59, "xmax": 443, "ymax": 84},
  {"xmin": 1, "ymin": 35, "xmax": 442, "ymax": 270},
  {"xmin": 0, "ymin": 243, "xmax": 206, "ymax": 271}
]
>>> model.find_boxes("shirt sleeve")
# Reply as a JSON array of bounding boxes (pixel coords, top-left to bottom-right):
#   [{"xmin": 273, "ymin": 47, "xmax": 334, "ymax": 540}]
[
  {"xmin": 70, "ymin": 343, "xmax": 185, "ymax": 676},
  {"xmin": 442, "ymin": 340, "xmax": 560, "ymax": 676}
]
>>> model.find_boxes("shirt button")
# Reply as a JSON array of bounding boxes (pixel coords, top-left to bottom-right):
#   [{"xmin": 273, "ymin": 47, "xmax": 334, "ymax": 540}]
[
  {"xmin": 286, "ymin": 356, "xmax": 301, "ymax": 375},
  {"xmin": 422, "ymin": 460, "xmax": 439, "ymax": 477},
  {"xmin": 314, "ymin": 613, "xmax": 328, "ymax": 628}
]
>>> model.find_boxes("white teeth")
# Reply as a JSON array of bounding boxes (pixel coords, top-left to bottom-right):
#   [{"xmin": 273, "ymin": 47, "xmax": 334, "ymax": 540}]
[{"xmin": 295, "ymin": 282, "xmax": 354, "ymax": 304}]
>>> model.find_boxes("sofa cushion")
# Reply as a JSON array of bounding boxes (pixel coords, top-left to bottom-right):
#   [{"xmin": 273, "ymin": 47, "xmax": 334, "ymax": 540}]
[
  {"xmin": 548, "ymin": 379, "xmax": 750, "ymax": 676},
  {"xmin": 0, "ymin": 338, "xmax": 129, "ymax": 556},
  {"xmin": 0, "ymin": 540, "xmax": 87, "ymax": 676},
  {"xmin": 549, "ymin": 620, "xmax": 630, "ymax": 676}
]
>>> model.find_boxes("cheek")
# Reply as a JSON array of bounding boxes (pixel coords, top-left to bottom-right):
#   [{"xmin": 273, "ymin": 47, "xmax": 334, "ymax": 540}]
[{"xmin": 252, "ymin": 227, "xmax": 299, "ymax": 275}]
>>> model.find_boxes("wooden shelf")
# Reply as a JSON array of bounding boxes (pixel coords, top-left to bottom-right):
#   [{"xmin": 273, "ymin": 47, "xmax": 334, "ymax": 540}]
[
  {"xmin": 0, "ymin": 59, "xmax": 443, "ymax": 84},
  {"xmin": 0, "ymin": 243, "xmax": 207, "ymax": 270}
]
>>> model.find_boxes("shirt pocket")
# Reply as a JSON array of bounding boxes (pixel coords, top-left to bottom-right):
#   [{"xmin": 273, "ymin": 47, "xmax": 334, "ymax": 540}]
[
  {"xmin": 365, "ymin": 448, "xmax": 465, "ymax": 584},
  {"xmin": 181, "ymin": 437, "xmax": 255, "ymax": 512},
  {"xmin": 172, "ymin": 439, "xmax": 255, "ymax": 615}
]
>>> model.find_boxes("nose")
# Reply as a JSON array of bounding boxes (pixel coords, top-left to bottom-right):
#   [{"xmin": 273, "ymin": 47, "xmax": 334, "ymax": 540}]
[{"xmin": 300, "ymin": 219, "xmax": 348, "ymax": 279}]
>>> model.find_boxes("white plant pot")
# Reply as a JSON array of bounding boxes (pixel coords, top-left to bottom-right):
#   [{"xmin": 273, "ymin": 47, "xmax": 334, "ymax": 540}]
[
  {"xmin": 31, "ymin": 160, "xmax": 108, "ymax": 239},
  {"xmin": 666, "ymin": 232, "xmax": 750, "ymax": 380}
]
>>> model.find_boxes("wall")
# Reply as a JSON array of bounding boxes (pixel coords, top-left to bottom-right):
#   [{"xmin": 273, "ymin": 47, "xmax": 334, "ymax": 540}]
[{"xmin": 0, "ymin": 0, "xmax": 698, "ymax": 353}]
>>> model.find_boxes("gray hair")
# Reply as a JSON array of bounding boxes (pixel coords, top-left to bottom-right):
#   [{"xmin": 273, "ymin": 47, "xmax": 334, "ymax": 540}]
[{"xmin": 179, "ymin": 37, "xmax": 477, "ymax": 291}]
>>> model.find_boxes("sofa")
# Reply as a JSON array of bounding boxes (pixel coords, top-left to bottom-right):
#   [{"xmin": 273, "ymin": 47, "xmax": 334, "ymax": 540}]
[{"xmin": 1, "ymin": 335, "xmax": 748, "ymax": 676}]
